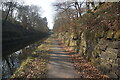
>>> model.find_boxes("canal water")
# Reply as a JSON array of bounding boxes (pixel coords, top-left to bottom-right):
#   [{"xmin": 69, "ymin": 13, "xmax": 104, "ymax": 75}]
[{"xmin": 2, "ymin": 39, "xmax": 46, "ymax": 78}]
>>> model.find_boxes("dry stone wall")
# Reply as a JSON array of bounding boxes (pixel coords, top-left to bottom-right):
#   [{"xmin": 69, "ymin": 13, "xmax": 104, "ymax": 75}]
[
  {"xmin": 79, "ymin": 29, "xmax": 120, "ymax": 78},
  {"xmin": 57, "ymin": 29, "xmax": 120, "ymax": 78}
]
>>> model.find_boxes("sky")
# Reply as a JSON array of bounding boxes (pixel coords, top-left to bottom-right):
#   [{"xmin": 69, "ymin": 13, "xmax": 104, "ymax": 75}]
[
  {"xmin": 2, "ymin": 0, "xmax": 119, "ymax": 29},
  {"xmin": 24, "ymin": 0, "xmax": 65, "ymax": 29}
]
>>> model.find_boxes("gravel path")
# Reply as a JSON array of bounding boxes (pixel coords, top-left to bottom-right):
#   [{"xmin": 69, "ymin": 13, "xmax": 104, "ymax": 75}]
[{"xmin": 47, "ymin": 38, "xmax": 79, "ymax": 78}]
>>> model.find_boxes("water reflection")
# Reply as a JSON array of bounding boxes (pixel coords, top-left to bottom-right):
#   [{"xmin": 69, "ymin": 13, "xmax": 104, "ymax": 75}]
[{"xmin": 2, "ymin": 40, "xmax": 43, "ymax": 78}]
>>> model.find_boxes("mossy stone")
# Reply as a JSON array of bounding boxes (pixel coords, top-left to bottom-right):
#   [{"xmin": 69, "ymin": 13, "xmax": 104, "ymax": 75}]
[
  {"xmin": 95, "ymin": 30, "xmax": 104, "ymax": 38},
  {"xmin": 113, "ymin": 30, "xmax": 120, "ymax": 40},
  {"xmin": 106, "ymin": 30, "xmax": 114, "ymax": 39}
]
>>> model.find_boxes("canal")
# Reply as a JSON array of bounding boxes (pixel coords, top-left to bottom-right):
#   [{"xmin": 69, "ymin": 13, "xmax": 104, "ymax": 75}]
[{"xmin": 2, "ymin": 37, "xmax": 48, "ymax": 78}]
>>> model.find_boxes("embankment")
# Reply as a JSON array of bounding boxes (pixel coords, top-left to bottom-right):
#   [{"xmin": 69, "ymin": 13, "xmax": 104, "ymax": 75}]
[{"xmin": 2, "ymin": 21, "xmax": 49, "ymax": 57}]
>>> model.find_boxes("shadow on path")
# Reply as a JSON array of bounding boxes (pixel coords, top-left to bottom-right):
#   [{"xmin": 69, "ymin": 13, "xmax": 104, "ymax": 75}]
[{"xmin": 47, "ymin": 38, "xmax": 79, "ymax": 78}]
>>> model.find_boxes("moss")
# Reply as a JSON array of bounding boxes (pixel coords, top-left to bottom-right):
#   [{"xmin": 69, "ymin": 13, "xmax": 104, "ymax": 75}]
[
  {"xmin": 106, "ymin": 30, "xmax": 114, "ymax": 39},
  {"xmin": 80, "ymin": 32, "xmax": 87, "ymax": 56},
  {"xmin": 11, "ymin": 58, "xmax": 31, "ymax": 78},
  {"xmin": 113, "ymin": 30, "xmax": 120, "ymax": 40},
  {"xmin": 11, "ymin": 38, "xmax": 51, "ymax": 78},
  {"xmin": 88, "ymin": 30, "xmax": 95, "ymax": 41},
  {"xmin": 95, "ymin": 30, "xmax": 104, "ymax": 38}
]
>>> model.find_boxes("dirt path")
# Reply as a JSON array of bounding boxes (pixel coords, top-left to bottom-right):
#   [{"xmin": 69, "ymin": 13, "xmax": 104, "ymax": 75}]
[{"xmin": 47, "ymin": 38, "xmax": 79, "ymax": 78}]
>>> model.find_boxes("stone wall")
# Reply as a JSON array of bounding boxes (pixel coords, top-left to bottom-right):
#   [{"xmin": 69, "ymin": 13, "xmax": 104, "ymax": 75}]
[
  {"xmin": 55, "ymin": 2, "xmax": 120, "ymax": 78},
  {"xmin": 57, "ymin": 29, "xmax": 120, "ymax": 78},
  {"xmin": 79, "ymin": 29, "xmax": 120, "ymax": 78}
]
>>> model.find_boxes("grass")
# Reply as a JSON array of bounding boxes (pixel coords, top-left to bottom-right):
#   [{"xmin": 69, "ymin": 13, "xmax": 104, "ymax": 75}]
[{"xmin": 11, "ymin": 38, "xmax": 52, "ymax": 78}]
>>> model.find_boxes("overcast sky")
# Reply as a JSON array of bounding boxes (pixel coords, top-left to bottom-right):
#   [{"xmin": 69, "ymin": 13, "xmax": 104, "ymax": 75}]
[{"xmin": 24, "ymin": 0, "xmax": 66, "ymax": 29}]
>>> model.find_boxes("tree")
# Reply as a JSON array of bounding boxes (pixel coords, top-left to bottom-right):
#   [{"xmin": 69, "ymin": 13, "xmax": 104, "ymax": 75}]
[{"xmin": 2, "ymin": 1, "xmax": 49, "ymax": 32}]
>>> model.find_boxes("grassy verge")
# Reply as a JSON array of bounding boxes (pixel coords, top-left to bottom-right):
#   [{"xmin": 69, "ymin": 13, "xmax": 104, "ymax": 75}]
[{"xmin": 11, "ymin": 38, "xmax": 52, "ymax": 78}]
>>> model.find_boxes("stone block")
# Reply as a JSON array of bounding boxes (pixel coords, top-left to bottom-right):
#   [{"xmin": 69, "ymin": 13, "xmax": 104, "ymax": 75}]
[
  {"xmin": 110, "ymin": 54, "xmax": 117, "ymax": 60},
  {"xmin": 106, "ymin": 48, "xmax": 118, "ymax": 54},
  {"xmin": 94, "ymin": 58, "xmax": 101, "ymax": 65},
  {"xmin": 95, "ymin": 30, "xmax": 104, "ymax": 38},
  {"xmin": 99, "ymin": 45, "xmax": 107, "ymax": 51},
  {"xmin": 111, "ymin": 63, "xmax": 118, "ymax": 72},
  {"xmin": 117, "ymin": 52, "xmax": 120, "ymax": 58},
  {"xmin": 98, "ymin": 39, "xmax": 107, "ymax": 45},
  {"xmin": 101, "ymin": 52, "xmax": 110, "ymax": 60},
  {"xmin": 113, "ymin": 30, "xmax": 120, "ymax": 40},
  {"xmin": 106, "ymin": 30, "xmax": 114, "ymax": 39},
  {"xmin": 118, "ymin": 58, "xmax": 120, "ymax": 65},
  {"xmin": 92, "ymin": 50, "xmax": 101, "ymax": 59},
  {"xmin": 98, "ymin": 63, "xmax": 111, "ymax": 74},
  {"xmin": 108, "ymin": 41, "xmax": 120, "ymax": 49},
  {"xmin": 108, "ymin": 72, "xmax": 118, "ymax": 78}
]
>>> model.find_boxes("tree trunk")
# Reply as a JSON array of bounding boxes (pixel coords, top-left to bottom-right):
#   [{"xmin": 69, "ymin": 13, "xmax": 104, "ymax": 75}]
[
  {"xmin": 86, "ymin": 2, "xmax": 90, "ymax": 13},
  {"xmin": 91, "ymin": 2, "xmax": 95, "ymax": 12},
  {"xmin": 3, "ymin": 2, "xmax": 12, "ymax": 25}
]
